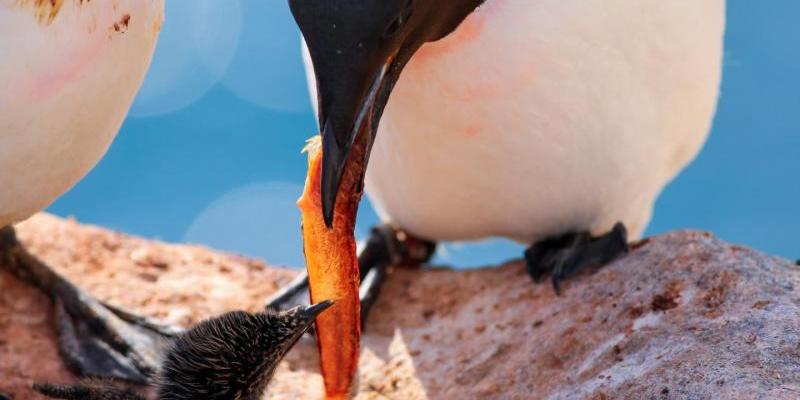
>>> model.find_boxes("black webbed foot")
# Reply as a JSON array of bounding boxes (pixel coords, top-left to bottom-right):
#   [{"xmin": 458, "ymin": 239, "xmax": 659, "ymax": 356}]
[
  {"xmin": 0, "ymin": 226, "xmax": 179, "ymax": 383},
  {"xmin": 524, "ymin": 222, "xmax": 629, "ymax": 294},
  {"xmin": 266, "ymin": 224, "xmax": 436, "ymax": 328}
]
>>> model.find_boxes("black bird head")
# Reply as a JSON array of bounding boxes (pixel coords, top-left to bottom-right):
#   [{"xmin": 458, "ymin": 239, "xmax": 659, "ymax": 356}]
[
  {"xmin": 289, "ymin": 0, "xmax": 487, "ymax": 227},
  {"xmin": 34, "ymin": 301, "xmax": 333, "ymax": 400}
]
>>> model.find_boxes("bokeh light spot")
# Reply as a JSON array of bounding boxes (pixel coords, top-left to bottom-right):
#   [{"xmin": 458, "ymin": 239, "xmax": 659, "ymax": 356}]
[
  {"xmin": 184, "ymin": 182, "xmax": 304, "ymax": 268},
  {"xmin": 221, "ymin": 0, "xmax": 310, "ymax": 113},
  {"xmin": 130, "ymin": 0, "xmax": 242, "ymax": 117}
]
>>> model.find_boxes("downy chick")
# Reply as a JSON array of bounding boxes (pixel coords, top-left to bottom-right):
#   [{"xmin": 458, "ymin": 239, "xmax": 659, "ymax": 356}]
[{"xmin": 35, "ymin": 301, "xmax": 332, "ymax": 400}]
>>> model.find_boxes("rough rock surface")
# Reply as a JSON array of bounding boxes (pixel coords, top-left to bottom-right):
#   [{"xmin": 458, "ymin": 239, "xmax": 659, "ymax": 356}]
[{"xmin": 1, "ymin": 213, "xmax": 799, "ymax": 399}]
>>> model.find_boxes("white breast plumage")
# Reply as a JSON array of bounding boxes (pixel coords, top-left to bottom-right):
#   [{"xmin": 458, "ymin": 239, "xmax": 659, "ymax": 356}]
[
  {"xmin": 304, "ymin": 0, "xmax": 725, "ymax": 243},
  {"xmin": 0, "ymin": 0, "xmax": 164, "ymax": 227}
]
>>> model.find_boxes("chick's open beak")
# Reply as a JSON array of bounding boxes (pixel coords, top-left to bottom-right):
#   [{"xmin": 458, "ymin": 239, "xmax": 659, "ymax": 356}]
[{"xmin": 300, "ymin": 300, "xmax": 334, "ymax": 320}]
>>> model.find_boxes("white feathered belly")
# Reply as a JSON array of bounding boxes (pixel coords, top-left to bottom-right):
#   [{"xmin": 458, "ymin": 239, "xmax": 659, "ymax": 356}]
[
  {"xmin": 0, "ymin": 0, "xmax": 163, "ymax": 227},
  {"xmin": 363, "ymin": 0, "xmax": 725, "ymax": 243}
]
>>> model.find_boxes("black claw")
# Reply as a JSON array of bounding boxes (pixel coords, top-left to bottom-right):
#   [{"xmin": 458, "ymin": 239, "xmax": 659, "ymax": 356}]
[
  {"xmin": 551, "ymin": 275, "xmax": 562, "ymax": 296},
  {"xmin": 524, "ymin": 242, "xmax": 549, "ymax": 283},
  {"xmin": 525, "ymin": 222, "xmax": 630, "ymax": 295}
]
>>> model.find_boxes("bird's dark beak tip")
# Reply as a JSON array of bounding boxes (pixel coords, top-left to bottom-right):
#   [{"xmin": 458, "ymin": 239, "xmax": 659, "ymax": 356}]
[
  {"xmin": 322, "ymin": 202, "xmax": 335, "ymax": 230},
  {"xmin": 302, "ymin": 299, "xmax": 334, "ymax": 319},
  {"xmin": 320, "ymin": 124, "xmax": 347, "ymax": 230}
]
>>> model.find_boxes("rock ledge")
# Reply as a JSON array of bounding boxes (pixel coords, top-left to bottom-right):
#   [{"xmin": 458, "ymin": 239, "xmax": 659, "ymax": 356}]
[{"xmin": 1, "ymin": 214, "xmax": 799, "ymax": 399}]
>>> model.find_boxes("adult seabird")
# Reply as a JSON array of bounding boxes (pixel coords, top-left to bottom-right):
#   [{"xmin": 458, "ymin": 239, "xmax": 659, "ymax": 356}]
[
  {"xmin": 270, "ymin": 0, "xmax": 724, "ymax": 314},
  {"xmin": 0, "ymin": 0, "xmax": 166, "ymax": 382}
]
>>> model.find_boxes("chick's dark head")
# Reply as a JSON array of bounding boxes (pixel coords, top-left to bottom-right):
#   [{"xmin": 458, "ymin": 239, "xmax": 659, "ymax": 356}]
[{"xmin": 157, "ymin": 301, "xmax": 332, "ymax": 400}]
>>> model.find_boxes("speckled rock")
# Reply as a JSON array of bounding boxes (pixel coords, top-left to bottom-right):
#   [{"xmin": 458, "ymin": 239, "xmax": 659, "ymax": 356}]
[{"xmin": 1, "ymin": 213, "xmax": 798, "ymax": 399}]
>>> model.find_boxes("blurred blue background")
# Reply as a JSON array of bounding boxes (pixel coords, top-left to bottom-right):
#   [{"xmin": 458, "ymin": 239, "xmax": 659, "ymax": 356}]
[{"xmin": 49, "ymin": 1, "xmax": 799, "ymax": 268}]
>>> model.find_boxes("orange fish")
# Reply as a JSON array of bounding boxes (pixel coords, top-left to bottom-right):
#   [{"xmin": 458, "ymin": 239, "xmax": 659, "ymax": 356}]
[{"xmin": 298, "ymin": 136, "xmax": 365, "ymax": 399}]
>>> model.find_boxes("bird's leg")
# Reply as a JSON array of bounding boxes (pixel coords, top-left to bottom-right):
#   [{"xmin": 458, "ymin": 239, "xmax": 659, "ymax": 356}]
[
  {"xmin": 525, "ymin": 222, "xmax": 629, "ymax": 294},
  {"xmin": 0, "ymin": 225, "xmax": 180, "ymax": 383},
  {"xmin": 357, "ymin": 225, "xmax": 437, "ymax": 321},
  {"xmin": 266, "ymin": 224, "xmax": 436, "ymax": 327}
]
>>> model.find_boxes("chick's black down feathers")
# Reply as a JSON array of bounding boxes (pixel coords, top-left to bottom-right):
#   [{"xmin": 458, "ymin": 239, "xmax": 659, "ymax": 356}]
[
  {"xmin": 157, "ymin": 308, "xmax": 313, "ymax": 400},
  {"xmin": 35, "ymin": 303, "xmax": 329, "ymax": 400}
]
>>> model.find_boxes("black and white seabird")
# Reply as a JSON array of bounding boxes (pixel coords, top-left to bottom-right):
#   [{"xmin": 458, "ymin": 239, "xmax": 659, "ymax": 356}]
[
  {"xmin": 270, "ymin": 0, "xmax": 724, "ymax": 315},
  {"xmin": 0, "ymin": 0, "xmax": 169, "ymax": 382}
]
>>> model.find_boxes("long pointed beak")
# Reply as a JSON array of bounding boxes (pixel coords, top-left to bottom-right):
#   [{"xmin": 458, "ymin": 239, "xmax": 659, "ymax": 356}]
[
  {"xmin": 318, "ymin": 61, "xmax": 393, "ymax": 228},
  {"xmin": 288, "ymin": 0, "xmax": 411, "ymax": 229},
  {"xmin": 300, "ymin": 299, "xmax": 334, "ymax": 320}
]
